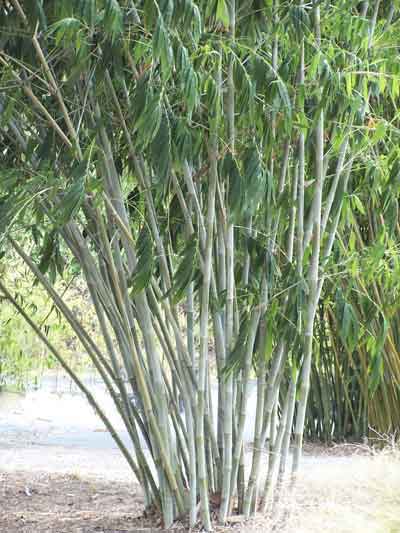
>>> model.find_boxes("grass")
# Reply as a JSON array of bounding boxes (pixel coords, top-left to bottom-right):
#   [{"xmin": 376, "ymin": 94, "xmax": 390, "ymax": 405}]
[
  {"xmin": 212, "ymin": 442, "xmax": 400, "ymax": 533},
  {"xmin": 251, "ymin": 442, "xmax": 400, "ymax": 533}
]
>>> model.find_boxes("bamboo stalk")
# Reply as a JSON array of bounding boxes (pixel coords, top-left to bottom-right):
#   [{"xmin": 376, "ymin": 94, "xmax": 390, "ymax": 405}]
[
  {"xmin": 194, "ymin": 53, "xmax": 221, "ymax": 531},
  {"xmin": 243, "ymin": 341, "xmax": 286, "ymax": 516},
  {"xmin": 219, "ymin": 0, "xmax": 236, "ymax": 521},
  {"xmin": 292, "ymin": 0, "xmax": 324, "ymax": 477},
  {"xmin": 259, "ymin": 376, "xmax": 294, "ymax": 512}
]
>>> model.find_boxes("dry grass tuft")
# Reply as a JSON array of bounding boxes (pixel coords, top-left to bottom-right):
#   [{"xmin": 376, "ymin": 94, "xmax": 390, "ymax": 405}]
[
  {"xmin": 278, "ymin": 443, "xmax": 400, "ymax": 533},
  {"xmin": 217, "ymin": 442, "xmax": 400, "ymax": 533}
]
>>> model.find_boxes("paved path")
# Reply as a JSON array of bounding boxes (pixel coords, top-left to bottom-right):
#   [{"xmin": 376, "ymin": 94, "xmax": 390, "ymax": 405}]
[{"xmin": 0, "ymin": 374, "xmax": 361, "ymax": 481}]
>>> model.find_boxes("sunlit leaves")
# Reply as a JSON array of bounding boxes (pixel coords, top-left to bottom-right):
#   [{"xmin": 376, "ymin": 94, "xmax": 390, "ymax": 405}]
[
  {"xmin": 216, "ymin": 0, "xmax": 229, "ymax": 28},
  {"xmin": 371, "ymin": 121, "xmax": 387, "ymax": 144}
]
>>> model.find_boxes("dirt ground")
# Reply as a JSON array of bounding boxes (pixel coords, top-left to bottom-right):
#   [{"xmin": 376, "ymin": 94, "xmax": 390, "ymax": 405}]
[
  {"xmin": 0, "ymin": 471, "xmax": 259, "ymax": 533},
  {"xmin": 0, "ymin": 471, "xmax": 149, "ymax": 533},
  {"xmin": 1, "ymin": 443, "xmax": 400, "ymax": 533}
]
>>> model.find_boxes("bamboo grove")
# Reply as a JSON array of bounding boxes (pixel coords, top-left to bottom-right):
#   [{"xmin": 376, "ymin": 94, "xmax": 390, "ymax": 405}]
[
  {"xmin": 1, "ymin": 0, "xmax": 399, "ymax": 529},
  {"xmin": 307, "ymin": 143, "xmax": 400, "ymax": 441}
]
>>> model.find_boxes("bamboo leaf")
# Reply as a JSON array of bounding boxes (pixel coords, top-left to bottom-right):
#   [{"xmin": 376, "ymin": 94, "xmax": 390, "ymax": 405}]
[
  {"xmin": 48, "ymin": 17, "xmax": 82, "ymax": 47},
  {"xmin": 57, "ymin": 177, "xmax": 85, "ymax": 224},
  {"xmin": 352, "ymin": 195, "xmax": 366, "ymax": 215},
  {"xmin": 368, "ymin": 315, "xmax": 388, "ymax": 394},
  {"xmin": 289, "ymin": 5, "xmax": 311, "ymax": 37},
  {"xmin": 371, "ymin": 121, "xmax": 386, "ymax": 144},
  {"xmin": 223, "ymin": 312, "xmax": 251, "ymax": 376},
  {"xmin": 166, "ymin": 238, "xmax": 198, "ymax": 304},
  {"xmin": 220, "ymin": 153, "xmax": 242, "ymax": 219},
  {"xmin": 150, "ymin": 111, "xmax": 171, "ymax": 182},
  {"xmin": 129, "ymin": 227, "xmax": 155, "ymax": 295},
  {"xmin": 153, "ymin": 13, "xmax": 174, "ymax": 80},
  {"xmin": 135, "ymin": 92, "xmax": 163, "ymax": 149},
  {"xmin": 264, "ymin": 301, "xmax": 279, "ymax": 363},
  {"xmin": 276, "ymin": 78, "xmax": 292, "ymax": 119},
  {"xmin": 38, "ymin": 230, "xmax": 57, "ymax": 276},
  {"xmin": 242, "ymin": 145, "xmax": 265, "ymax": 215},
  {"xmin": 104, "ymin": 0, "xmax": 123, "ymax": 41},
  {"xmin": 234, "ymin": 59, "xmax": 255, "ymax": 116}
]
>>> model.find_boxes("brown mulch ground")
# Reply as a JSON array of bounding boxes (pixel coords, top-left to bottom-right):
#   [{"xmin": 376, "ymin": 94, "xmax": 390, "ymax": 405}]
[
  {"xmin": 0, "ymin": 471, "xmax": 272, "ymax": 533},
  {"xmin": 0, "ymin": 471, "xmax": 258, "ymax": 533},
  {"xmin": 0, "ymin": 471, "xmax": 154, "ymax": 533}
]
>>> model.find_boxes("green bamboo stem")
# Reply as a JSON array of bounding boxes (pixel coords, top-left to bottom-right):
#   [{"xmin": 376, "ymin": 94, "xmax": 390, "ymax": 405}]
[
  {"xmin": 175, "ymin": 286, "xmax": 198, "ymax": 528},
  {"xmin": 98, "ymin": 193, "xmax": 186, "ymax": 512},
  {"xmin": 384, "ymin": 2, "xmax": 395, "ymax": 30},
  {"xmin": 368, "ymin": 0, "xmax": 381, "ymax": 49},
  {"xmin": 241, "ymin": 215, "xmax": 252, "ymax": 285},
  {"xmin": 243, "ymin": 341, "xmax": 286, "ymax": 517},
  {"xmin": 292, "ymin": 0, "xmax": 324, "ymax": 478},
  {"xmin": 219, "ymin": 1, "xmax": 236, "ymax": 521},
  {"xmin": 3, "ymin": 1, "xmax": 395, "ymax": 527},
  {"xmin": 86, "ymin": 273, "xmax": 157, "ymax": 493},
  {"xmin": 229, "ymin": 298, "xmax": 264, "ymax": 503},
  {"xmin": 193, "ymin": 47, "xmax": 224, "ymax": 528},
  {"xmin": 51, "ymin": 218, "xmax": 184, "ymax": 520},
  {"xmin": 259, "ymin": 378, "xmax": 293, "ymax": 512},
  {"xmin": 271, "ymin": 139, "xmax": 292, "ymax": 248},
  {"xmin": 278, "ymin": 367, "xmax": 299, "ymax": 485},
  {"xmin": 287, "ymin": 164, "xmax": 298, "ymax": 262}
]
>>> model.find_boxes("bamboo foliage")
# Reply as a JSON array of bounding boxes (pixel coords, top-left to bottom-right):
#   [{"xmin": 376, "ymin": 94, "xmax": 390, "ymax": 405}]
[
  {"xmin": 306, "ymin": 147, "xmax": 400, "ymax": 441},
  {"xmin": 0, "ymin": 1, "xmax": 399, "ymax": 529}
]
